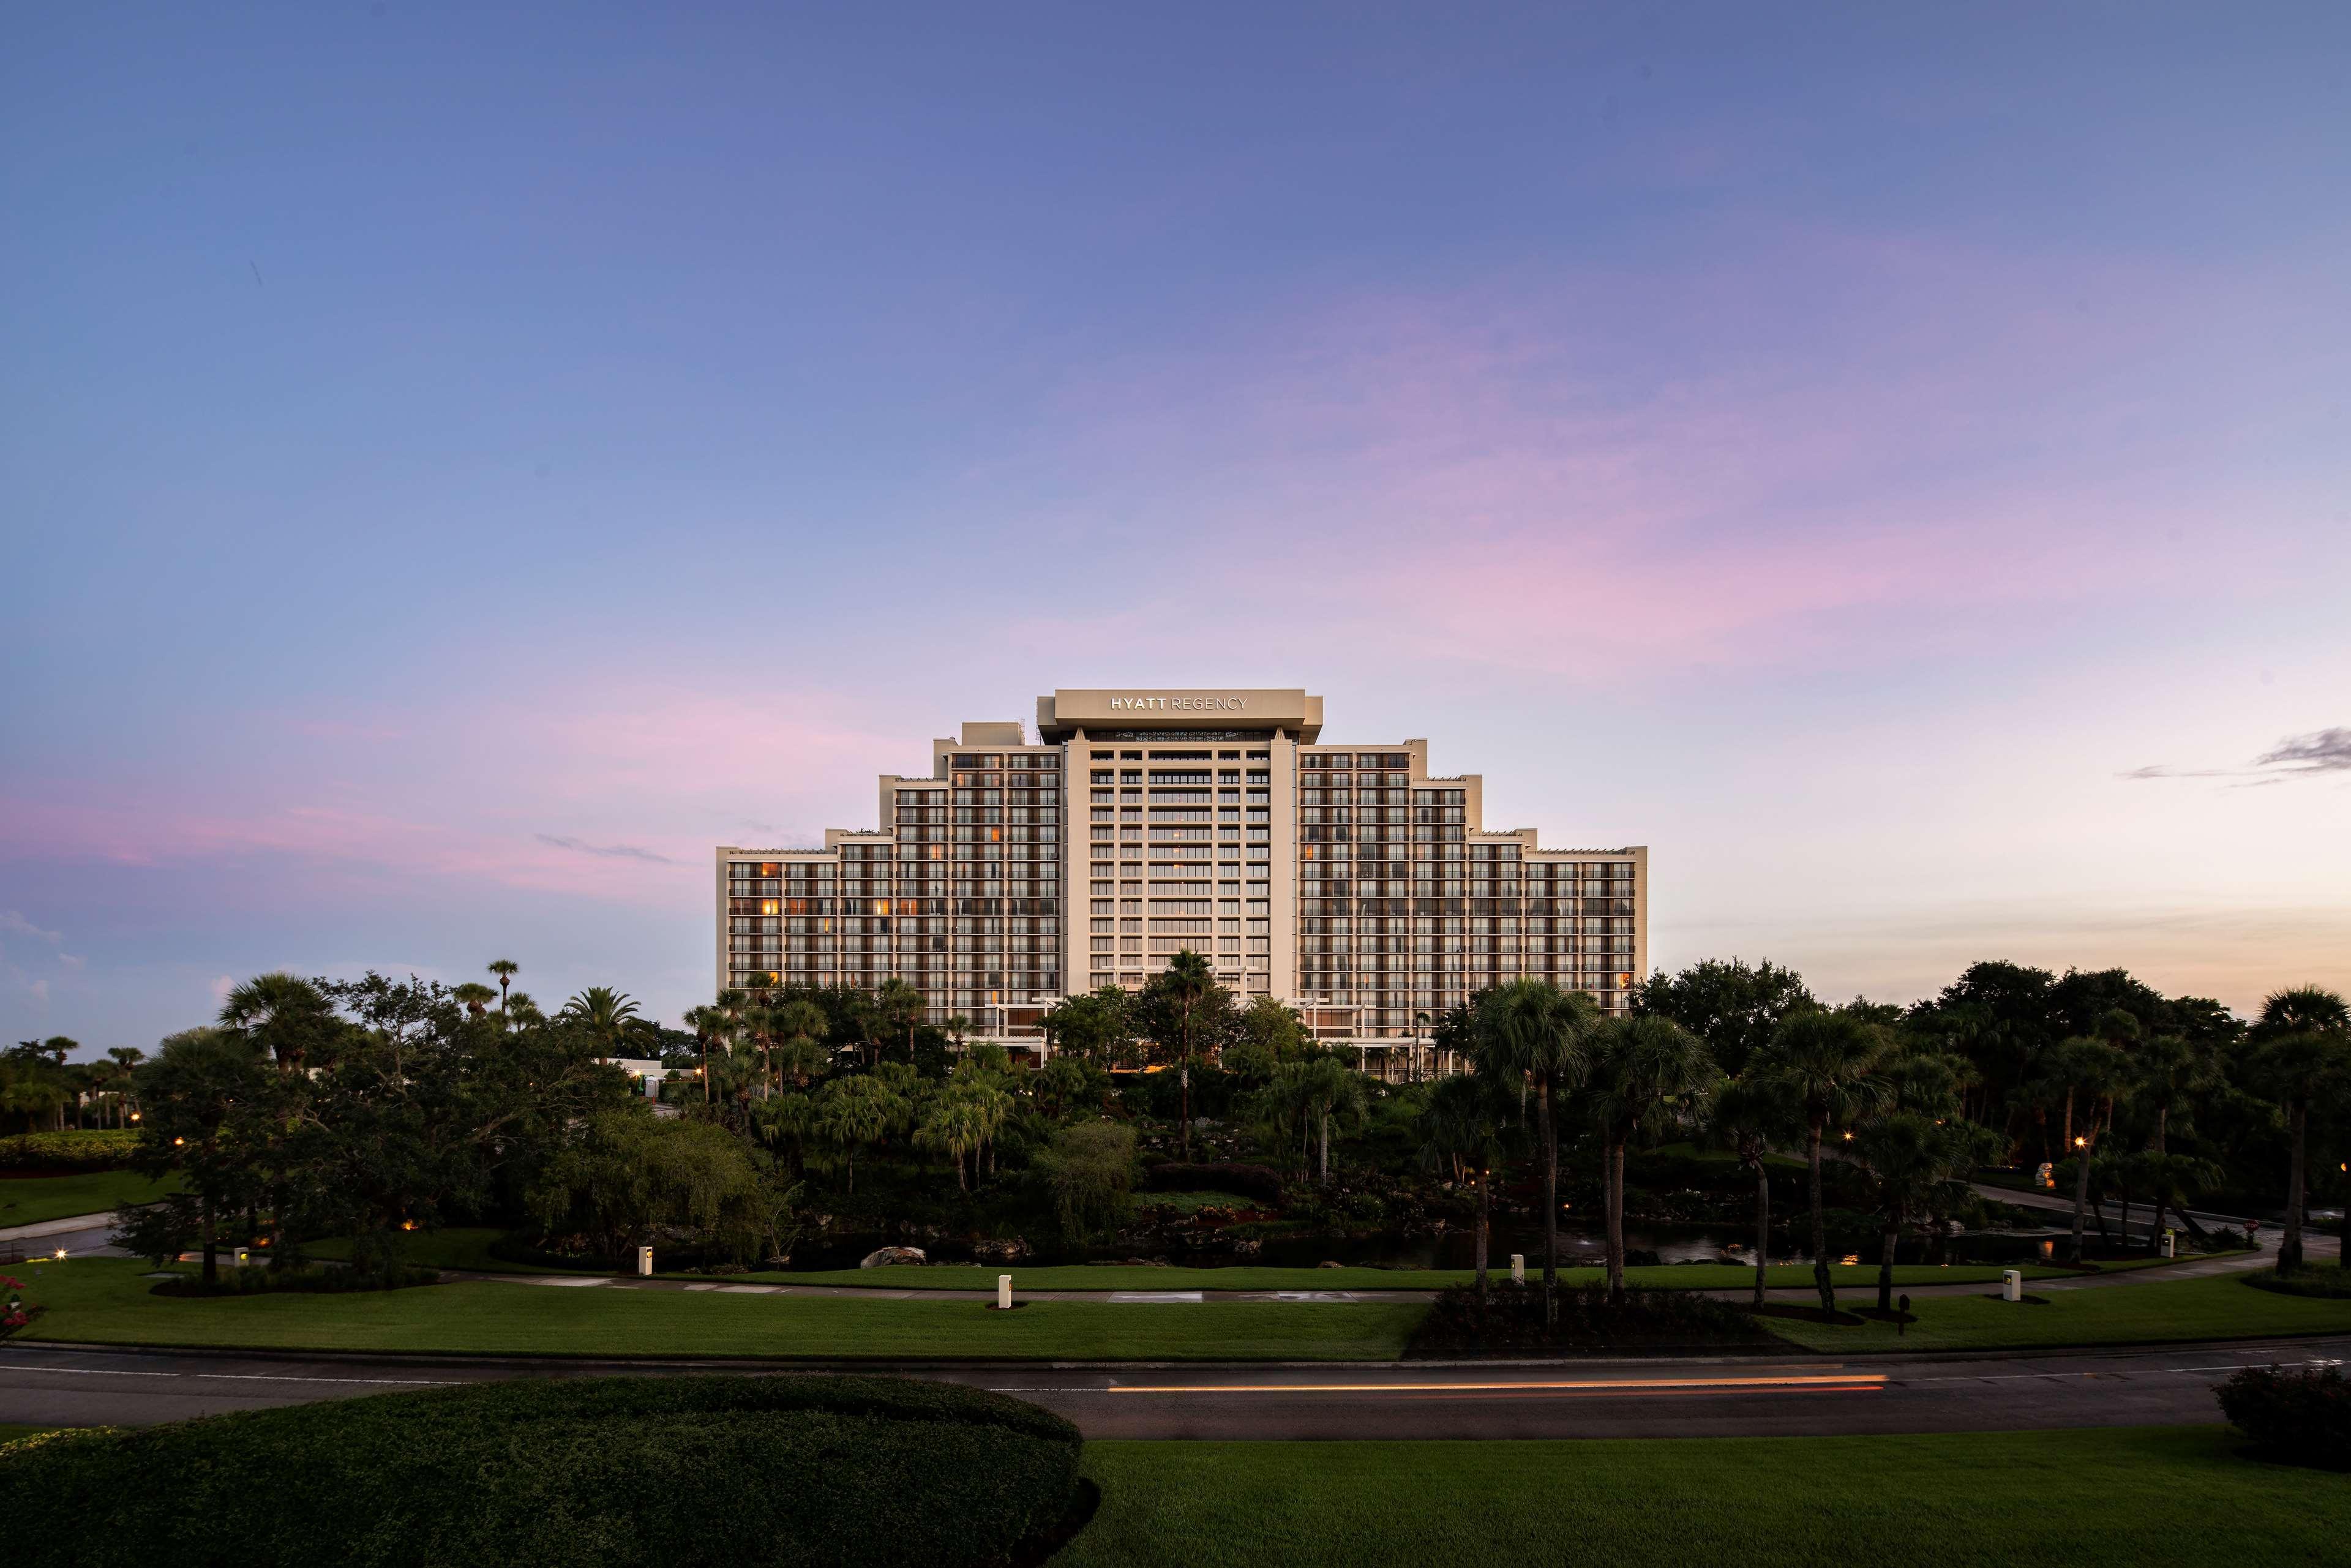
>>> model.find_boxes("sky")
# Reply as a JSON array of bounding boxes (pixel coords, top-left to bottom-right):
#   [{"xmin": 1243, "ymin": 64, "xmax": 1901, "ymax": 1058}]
[{"xmin": 4, "ymin": 4, "xmax": 2348, "ymax": 1055}]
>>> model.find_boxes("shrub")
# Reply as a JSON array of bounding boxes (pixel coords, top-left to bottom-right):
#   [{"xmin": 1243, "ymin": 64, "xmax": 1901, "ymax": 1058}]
[
  {"xmin": 2218, "ymin": 1364, "xmax": 2351, "ymax": 1469},
  {"xmin": 149, "ymin": 1264, "xmax": 441, "ymax": 1297},
  {"xmin": 1037, "ymin": 1120, "xmax": 1136, "ymax": 1237},
  {"xmin": 1408, "ymin": 1281, "xmax": 1778, "ymax": 1356},
  {"xmin": 0, "ymin": 1374, "xmax": 1086, "ymax": 1567},
  {"xmin": 2243, "ymin": 1267, "xmax": 2351, "ymax": 1300},
  {"xmin": 0, "ymin": 1130, "xmax": 138, "ymax": 1172},
  {"xmin": 1145, "ymin": 1162, "xmax": 1284, "ymax": 1207}
]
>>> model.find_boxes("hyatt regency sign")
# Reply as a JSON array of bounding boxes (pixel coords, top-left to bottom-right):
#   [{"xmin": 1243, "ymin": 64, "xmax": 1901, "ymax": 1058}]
[{"xmin": 1107, "ymin": 696, "xmax": 1248, "ymax": 712}]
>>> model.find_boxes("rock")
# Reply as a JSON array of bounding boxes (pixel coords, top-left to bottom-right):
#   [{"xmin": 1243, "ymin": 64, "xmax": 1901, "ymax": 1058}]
[
  {"xmin": 1121, "ymin": 1256, "xmax": 1169, "ymax": 1267},
  {"xmin": 971, "ymin": 1237, "xmax": 1032, "ymax": 1265},
  {"xmin": 859, "ymin": 1246, "xmax": 928, "ymax": 1269},
  {"xmin": 1230, "ymin": 1239, "xmax": 1262, "ymax": 1256},
  {"xmin": 1318, "ymin": 1260, "xmax": 1344, "ymax": 1269}
]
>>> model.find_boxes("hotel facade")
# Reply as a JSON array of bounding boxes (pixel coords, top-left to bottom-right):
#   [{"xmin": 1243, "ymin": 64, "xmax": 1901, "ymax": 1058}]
[{"xmin": 717, "ymin": 689, "xmax": 1647, "ymax": 1063}]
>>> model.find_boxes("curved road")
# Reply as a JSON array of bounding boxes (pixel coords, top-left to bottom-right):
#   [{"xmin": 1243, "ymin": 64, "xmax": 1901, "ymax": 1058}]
[{"xmin": 0, "ymin": 1337, "xmax": 2338, "ymax": 1440}]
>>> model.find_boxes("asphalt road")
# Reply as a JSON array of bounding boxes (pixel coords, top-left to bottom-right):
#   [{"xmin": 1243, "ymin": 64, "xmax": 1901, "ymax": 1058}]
[{"xmin": 1, "ymin": 1337, "xmax": 2339, "ymax": 1440}]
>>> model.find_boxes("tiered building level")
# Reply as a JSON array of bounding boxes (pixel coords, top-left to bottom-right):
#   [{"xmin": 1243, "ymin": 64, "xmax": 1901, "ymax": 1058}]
[{"xmin": 717, "ymin": 688, "xmax": 1646, "ymax": 1065}]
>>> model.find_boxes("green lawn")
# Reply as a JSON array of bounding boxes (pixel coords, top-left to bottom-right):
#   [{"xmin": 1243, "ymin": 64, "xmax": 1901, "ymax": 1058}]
[
  {"xmin": 1062, "ymin": 1427, "xmax": 2350, "ymax": 1568},
  {"xmin": 12, "ymin": 1258, "xmax": 1422, "ymax": 1360},
  {"xmin": 744, "ymin": 1260, "xmax": 2075, "ymax": 1292},
  {"xmin": 1759, "ymin": 1271, "xmax": 2351, "ymax": 1352},
  {"xmin": 0, "ymin": 1171, "xmax": 178, "ymax": 1229}
]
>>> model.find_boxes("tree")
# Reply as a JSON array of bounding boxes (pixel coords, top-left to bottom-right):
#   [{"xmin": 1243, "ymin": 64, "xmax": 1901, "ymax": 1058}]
[
  {"xmin": 1708, "ymin": 1075, "xmax": 1799, "ymax": 1307},
  {"xmin": 1586, "ymin": 1015, "xmax": 1715, "ymax": 1301},
  {"xmin": 1296, "ymin": 1056, "xmax": 1370, "ymax": 1187},
  {"xmin": 217, "ymin": 973, "xmax": 339, "ymax": 1078},
  {"xmin": 2036, "ymin": 1029, "xmax": 2133, "ymax": 1264},
  {"xmin": 451, "ymin": 983, "xmax": 498, "ymax": 1017},
  {"xmin": 1633, "ymin": 958, "xmax": 1815, "ymax": 1078},
  {"xmin": 814, "ymin": 1075, "xmax": 899, "ymax": 1195},
  {"xmin": 1037, "ymin": 1120, "xmax": 1136, "ymax": 1239},
  {"xmin": 1473, "ymin": 980, "xmax": 1599, "ymax": 1328},
  {"xmin": 1850, "ymin": 1113, "xmax": 2001, "ymax": 1313},
  {"xmin": 1144, "ymin": 951, "xmax": 1216, "ymax": 1161},
  {"xmin": 2249, "ymin": 986, "xmax": 2351, "ymax": 1273},
  {"xmin": 1043, "ymin": 987, "xmax": 1133, "ymax": 1067},
  {"xmin": 487, "ymin": 958, "xmax": 519, "ymax": 1013},
  {"xmin": 104, "ymin": 1046, "xmax": 145, "ymax": 1128},
  {"xmin": 130, "ymin": 1028, "xmax": 272, "ymax": 1285},
  {"xmin": 1753, "ymin": 1008, "xmax": 1891, "ymax": 1314},
  {"xmin": 561, "ymin": 988, "xmax": 646, "ymax": 1056},
  {"xmin": 527, "ymin": 1107, "xmax": 794, "ymax": 1266},
  {"xmin": 770, "ymin": 997, "xmax": 831, "ymax": 1088},
  {"xmin": 874, "ymin": 978, "xmax": 928, "ymax": 1065},
  {"xmin": 1417, "ymin": 1072, "xmax": 1515, "ymax": 1301}
]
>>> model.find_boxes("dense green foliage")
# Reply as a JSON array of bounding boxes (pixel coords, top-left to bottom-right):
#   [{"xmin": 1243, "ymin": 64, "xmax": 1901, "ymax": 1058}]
[
  {"xmin": 0, "ymin": 1375, "xmax": 1084, "ymax": 1567},
  {"xmin": 2218, "ymin": 1364, "xmax": 2351, "ymax": 1469},
  {"xmin": 0, "ymin": 1130, "xmax": 138, "ymax": 1171}
]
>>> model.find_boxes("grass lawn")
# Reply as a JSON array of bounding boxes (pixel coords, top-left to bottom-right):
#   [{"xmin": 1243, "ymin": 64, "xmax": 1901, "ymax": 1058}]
[
  {"xmin": 1062, "ymin": 1427, "xmax": 2350, "ymax": 1568},
  {"xmin": 744, "ymin": 1260, "xmax": 2077, "ymax": 1292},
  {"xmin": 11, "ymin": 1258, "xmax": 1423, "ymax": 1360},
  {"xmin": 0, "ymin": 1171, "xmax": 178, "ymax": 1229},
  {"xmin": 1759, "ymin": 1271, "xmax": 2351, "ymax": 1353}
]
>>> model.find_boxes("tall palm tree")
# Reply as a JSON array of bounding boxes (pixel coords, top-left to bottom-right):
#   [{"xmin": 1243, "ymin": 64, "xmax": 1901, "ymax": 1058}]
[
  {"xmin": 815, "ymin": 1075, "xmax": 901, "ymax": 1195},
  {"xmin": 1299, "ymin": 1056, "xmax": 1370, "ymax": 1186},
  {"xmin": 1851, "ymin": 1113, "xmax": 2000, "ymax": 1313},
  {"xmin": 1708, "ymin": 1075, "xmax": 1798, "ymax": 1307},
  {"xmin": 217, "ymin": 972, "xmax": 334, "ymax": 1077},
  {"xmin": 1753, "ymin": 1009, "xmax": 1891, "ymax": 1315},
  {"xmin": 2038, "ymin": 1034, "xmax": 2132, "ymax": 1264},
  {"xmin": 105, "ymin": 1046, "xmax": 144, "ymax": 1128},
  {"xmin": 1413, "ymin": 1010, "xmax": 1433, "ymax": 1083},
  {"xmin": 681, "ymin": 1005, "xmax": 726, "ymax": 1105},
  {"xmin": 876, "ymin": 978, "xmax": 928, "ymax": 1065},
  {"xmin": 1586, "ymin": 1015, "xmax": 1715, "ymax": 1302},
  {"xmin": 560, "ymin": 987, "xmax": 644, "ymax": 1057},
  {"xmin": 1417, "ymin": 1071, "xmax": 1515, "ymax": 1302},
  {"xmin": 1473, "ymin": 980, "xmax": 1599, "ymax": 1327},
  {"xmin": 1161, "ymin": 950, "xmax": 1215, "ymax": 1161},
  {"xmin": 2250, "ymin": 985, "xmax": 2351, "ymax": 1273},
  {"xmin": 487, "ymin": 958, "xmax": 519, "ymax": 1013},
  {"xmin": 771, "ymin": 997, "xmax": 831, "ymax": 1087}
]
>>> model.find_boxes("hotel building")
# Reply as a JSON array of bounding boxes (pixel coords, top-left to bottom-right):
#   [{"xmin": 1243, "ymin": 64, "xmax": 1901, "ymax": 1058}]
[{"xmin": 716, "ymin": 689, "xmax": 1647, "ymax": 1065}]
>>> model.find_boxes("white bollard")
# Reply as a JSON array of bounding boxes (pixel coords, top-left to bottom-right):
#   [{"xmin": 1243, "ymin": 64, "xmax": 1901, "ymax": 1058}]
[
  {"xmin": 2162, "ymin": 1229, "xmax": 2176, "ymax": 1259},
  {"xmin": 637, "ymin": 1246, "xmax": 653, "ymax": 1277},
  {"xmin": 998, "ymin": 1274, "xmax": 1013, "ymax": 1310},
  {"xmin": 1510, "ymin": 1253, "xmax": 1526, "ymax": 1285},
  {"xmin": 233, "ymin": 1247, "xmax": 250, "ymax": 1268},
  {"xmin": 2001, "ymin": 1268, "xmax": 2022, "ymax": 1302}
]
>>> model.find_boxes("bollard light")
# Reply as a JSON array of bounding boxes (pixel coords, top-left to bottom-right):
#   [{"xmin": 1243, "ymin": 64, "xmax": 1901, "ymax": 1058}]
[{"xmin": 997, "ymin": 1274, "xmax": 1013, "ymax": 1311}]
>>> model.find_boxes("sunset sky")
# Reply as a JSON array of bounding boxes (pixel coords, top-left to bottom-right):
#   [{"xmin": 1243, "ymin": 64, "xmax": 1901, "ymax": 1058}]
[{"xmin": 6, "ymin": 5, "xmax": 2347, "ymax": 1052}]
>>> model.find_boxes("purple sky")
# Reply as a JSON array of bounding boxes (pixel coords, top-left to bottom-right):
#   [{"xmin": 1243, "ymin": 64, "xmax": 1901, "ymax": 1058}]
[{"xmin": 6, "ymin": 5, "xmax": 2349, "ymax": 1054}]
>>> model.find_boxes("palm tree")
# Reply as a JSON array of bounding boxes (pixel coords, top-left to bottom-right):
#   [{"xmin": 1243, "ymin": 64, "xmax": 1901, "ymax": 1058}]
[
  {"xmin": 1753, "ymin": 1008, "xmax": 1891, "ymax": 1314},
  {"xmin": 217, "ymin": 972, "xmax": 333, "ymax": 1076},
  {"xmin": 1851, "ymin": 1113, "xmax": 2000, "ymax": 1314},
  {"xmin": 875, "ymin": 979, "xmax": 927, "ymax": 1065},
  {"xmin": 1161, "ymin": 950, "xmax": 1215, "ymax": 1161},
  {"xmin": 1586, "ymin": 1015, "xmax": 1715, "ymax": 1302},
  {"xmin": 2038, "ymin": 1033, "xmax": 2132, "ymax": 1264},
  {"xmin": 681, "ymin": 1005, "xmax": 726, "ymax": 1104},
  {"xmin": 1417, "ymin": 1072, "xmax": 1515, "ymax": 1302},
  {"xmin": 487, "ymin": 958, "xmax": 519, "ymax": 1013},
  {"xmin": 815, "ymin": 1075, "xmax": 900, "ymax": 1195},
  {"xmin": 946, "ymin": 1014, "xmax": 972, "ymax": 1055},
  {"xmin": 451, "ymin": 982, "xmax": 497, "ymax": 1018},
  {"xmin": 1473, "ymin": 980, "xmax": 1599, "ymax": 1327},
  {"xmin": 1413, "ymin": 1010, "xmax": 1433, "ymax": 1084},
  {"xmin": 105, "ymin": 1046, "xmax": 144, "ymax": 1128},
  {"xmin": 2250, "ymin": 985, "xmax": 2351, "ymax": 1272},
  {"xmin": 2128, "ymin": 1150, "xmax": 2224, "ymax": 1256},
  {"xmin": 1299, "ymin": 1056, "xmax": 1370, "ymax": 1186},
  {"xmin": 1708, "ymin": 1075, "xmax": 1798, "ymax": 1307},
  {"xmin": 771, "ymin": 997, "xmax": 831, "ymax": 1087},
  {"xmin": 561, "ymin": 988, "xmax": 644, "ymax": 1056}
]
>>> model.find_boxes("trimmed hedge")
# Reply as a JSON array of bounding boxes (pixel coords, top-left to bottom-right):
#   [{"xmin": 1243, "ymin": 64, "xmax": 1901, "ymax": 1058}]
[
  {"xmin": 0, "ymin": 1130, "xmax": 138, "ymax": 1172},
  {"xmin": 2218, "ymin": 1364, "xmax": 2351, "ymax": 1469},
  {"xmin": 1144, "ymin": 1162, "xmax": 1284, "ymax": 1207},
  {"xmin": 0, "ymin": 1375, "xmax": 1086, "ymax": 1567},
  {"xmin": 2243, "ymin": 1267, "xmax": 2351, "ymax": 1300}
]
